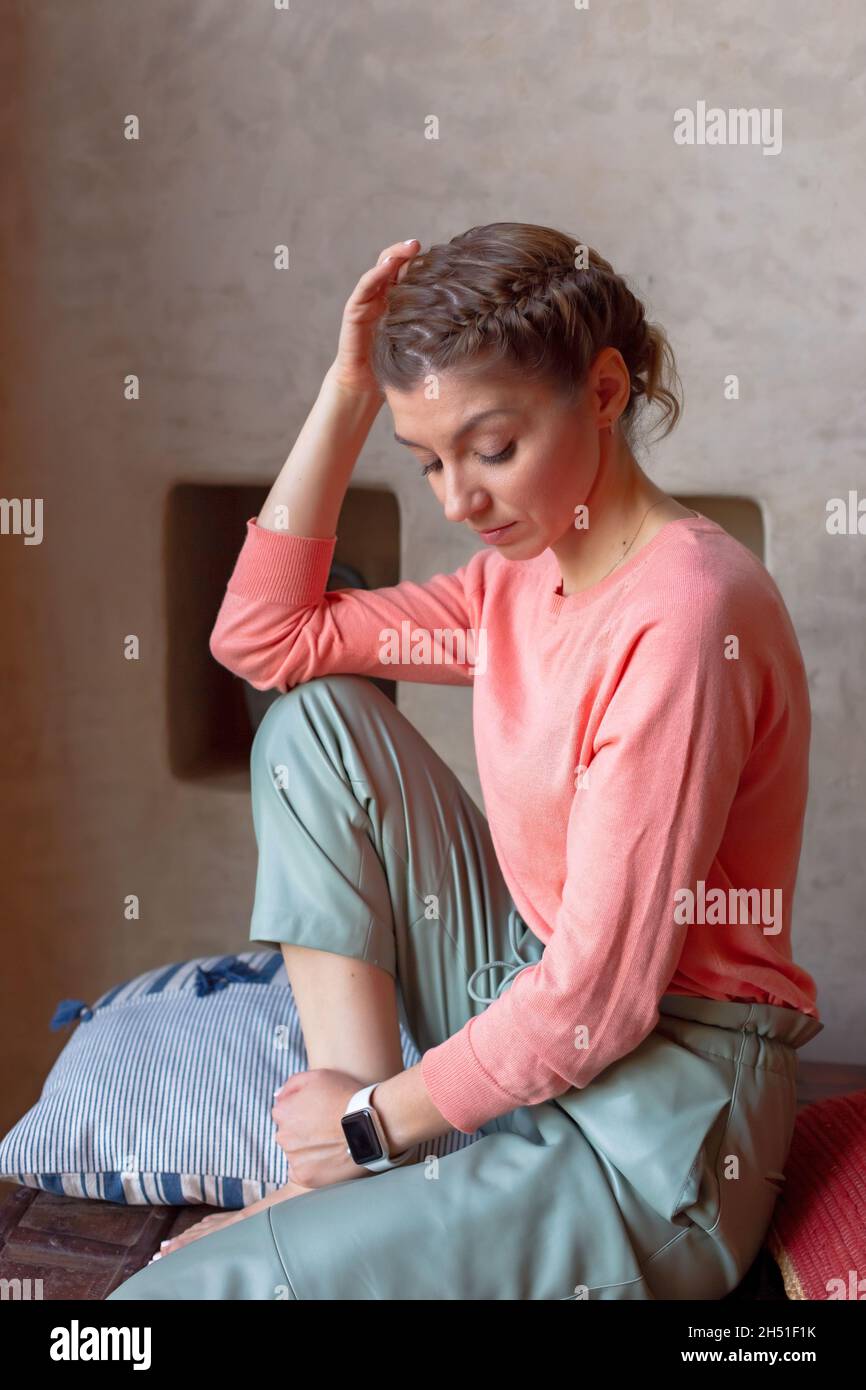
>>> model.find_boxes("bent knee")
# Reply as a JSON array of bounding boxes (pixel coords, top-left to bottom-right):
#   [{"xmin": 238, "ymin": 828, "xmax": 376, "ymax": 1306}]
[{"xmin": 249, "ymin": 674, "xmax": 378, "ymax": 771}]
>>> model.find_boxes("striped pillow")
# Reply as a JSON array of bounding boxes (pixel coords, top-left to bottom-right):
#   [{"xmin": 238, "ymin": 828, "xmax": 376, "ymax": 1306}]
[{"xmin": 0, "ymin": 951, "xmax": 481, "ymax": 1207}]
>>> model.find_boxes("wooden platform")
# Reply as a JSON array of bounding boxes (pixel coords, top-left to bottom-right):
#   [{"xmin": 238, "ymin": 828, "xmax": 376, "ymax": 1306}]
[{"xmin": 2, "ymin": 1060, "xmax": 864, "ymax": 1301}]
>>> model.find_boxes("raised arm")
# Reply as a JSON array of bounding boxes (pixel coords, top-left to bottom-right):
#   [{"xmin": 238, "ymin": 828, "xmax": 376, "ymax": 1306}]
[{"xmin": 209, "ymin": 239, "xmax": 488, "ymax": 691}]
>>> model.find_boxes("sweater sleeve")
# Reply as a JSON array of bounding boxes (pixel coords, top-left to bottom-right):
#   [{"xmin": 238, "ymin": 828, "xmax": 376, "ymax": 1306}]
[
  {"xmin": 209, "ymin": 517, "xmax": 488, "ymax": 690},
  {"xmin": 419, "ymin": 575, "xmax": 765, "ymax": 1134}
]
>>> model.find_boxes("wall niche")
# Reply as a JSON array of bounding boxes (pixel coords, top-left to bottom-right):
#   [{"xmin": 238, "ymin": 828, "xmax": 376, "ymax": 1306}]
[{"xmin": 165, "ymin": 482, "xmax": 401, "ymax": 788}]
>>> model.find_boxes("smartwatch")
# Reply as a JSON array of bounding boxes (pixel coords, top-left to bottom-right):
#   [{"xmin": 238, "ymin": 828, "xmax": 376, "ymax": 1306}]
[{"xmin": 340, "ymin": 1083, "xmax": 418, "ymax": 1173}]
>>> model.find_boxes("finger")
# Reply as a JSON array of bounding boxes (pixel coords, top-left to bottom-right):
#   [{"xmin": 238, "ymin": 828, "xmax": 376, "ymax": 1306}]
[
  {"xmin": 350, "ymin": 260, "xmax": 404, "ymax": 306},
  {"xmin": 347, "ymin": 245, "xmax": 419, "ymax": 311},
  {"xmin": 378, "ymin": 240, "xmax": 420, "ymax": 286},
  {"xmin": 375, "ymin": 238, "xmax": 419, "ymax": 265}
]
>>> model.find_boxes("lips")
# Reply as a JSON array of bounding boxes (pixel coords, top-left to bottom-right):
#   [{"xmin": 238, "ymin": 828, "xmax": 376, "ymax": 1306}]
[{"xmin": 478, "ymin": 521, "xmax": 516, "ymax": 539}]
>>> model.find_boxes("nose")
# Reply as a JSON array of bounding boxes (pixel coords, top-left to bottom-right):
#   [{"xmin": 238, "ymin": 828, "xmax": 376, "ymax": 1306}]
[{"xmin": 441, "ymin": 467, "xmax": 488, "ymax": 525}]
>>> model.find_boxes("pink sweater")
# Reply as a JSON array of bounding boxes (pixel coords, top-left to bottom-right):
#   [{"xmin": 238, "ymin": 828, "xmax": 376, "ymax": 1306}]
[{"xmin": 210, "ymin": 512, "xmax": 820, "ymax": 1134}]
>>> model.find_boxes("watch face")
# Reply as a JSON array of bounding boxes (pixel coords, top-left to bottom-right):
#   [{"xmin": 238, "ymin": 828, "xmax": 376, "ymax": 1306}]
[{"xmin": 341, "ymin": 1109, "xmax": 384, "ymax": 1164}]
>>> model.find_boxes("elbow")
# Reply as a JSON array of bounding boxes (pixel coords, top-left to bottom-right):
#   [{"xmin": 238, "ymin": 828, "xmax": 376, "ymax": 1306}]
[
  {"xmin": 209, "ymin": 624, "xmax": 268, "ymax": 690},
  {"xmin": 208, "ymin": 623, "xmax": 299, "ymax": 694},
  {"xmin": 208, "ymin": 623, "xmax": 241, "ymax": 677}
]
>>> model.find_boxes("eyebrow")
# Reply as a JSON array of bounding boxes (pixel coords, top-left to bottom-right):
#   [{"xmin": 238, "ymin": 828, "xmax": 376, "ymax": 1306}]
[{"xmin": 393, "ymin": 407, "xmax": 520, "ymax": 450}]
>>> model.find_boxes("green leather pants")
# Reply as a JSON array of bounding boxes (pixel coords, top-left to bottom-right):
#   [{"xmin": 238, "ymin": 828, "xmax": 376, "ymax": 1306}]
[{"xmin": 107, "ymin": 674, "xmax": 822, "ymax": 1301}]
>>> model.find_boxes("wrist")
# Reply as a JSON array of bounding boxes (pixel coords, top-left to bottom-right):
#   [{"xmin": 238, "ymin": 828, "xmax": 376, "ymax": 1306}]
[
  {"xmin": 369, "ymin": 1064, "xmax": 452, "ymax": 1153},
  {"xmin": 324, "ymin": 362, "xmax": 384, "ymax": 410}
]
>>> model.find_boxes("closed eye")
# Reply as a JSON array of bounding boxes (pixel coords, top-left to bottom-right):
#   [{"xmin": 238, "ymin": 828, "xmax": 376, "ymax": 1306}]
[{"xmin": 420, "ymin": 441, "xmax": 516, "ymax": 477}]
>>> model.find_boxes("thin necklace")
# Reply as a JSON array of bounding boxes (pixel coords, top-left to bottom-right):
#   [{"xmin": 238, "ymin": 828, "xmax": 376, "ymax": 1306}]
[{"xmin": 598, "ymin": 500, "xmax": 669, "ymax": 581}]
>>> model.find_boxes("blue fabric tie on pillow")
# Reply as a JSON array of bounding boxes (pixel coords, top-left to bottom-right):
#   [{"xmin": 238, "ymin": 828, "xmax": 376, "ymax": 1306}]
[{"xmin": 0, "ymin": 951, "xmax": 482, "ymax": 1207}]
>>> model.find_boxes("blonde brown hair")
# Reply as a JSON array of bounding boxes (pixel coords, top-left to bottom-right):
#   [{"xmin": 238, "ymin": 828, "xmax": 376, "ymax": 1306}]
[{"xmin": 371, "ymin": 221, "xmax": 682, "ymax": 448}]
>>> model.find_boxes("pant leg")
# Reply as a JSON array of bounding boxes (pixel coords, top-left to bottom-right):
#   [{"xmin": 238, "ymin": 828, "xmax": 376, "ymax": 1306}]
[
  {"xmin": 106, "ymin": 1205, "xmax": 296, "ymax": 1301},
  {"xmin": 107, "ymin": 997, "xmax": 819, "ymax": 1302},
  {"xmin": 105, "ymin": 1097, "xmax": 671, "ymax": 1302},
  {"xmin": 246, "ymin": 673, "xmax": 541, "ymax": 1069}
]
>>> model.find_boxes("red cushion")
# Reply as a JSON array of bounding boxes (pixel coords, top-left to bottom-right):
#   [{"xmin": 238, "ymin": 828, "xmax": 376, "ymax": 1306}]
[{"xmin": 767, "ymin": 1088, "xmax": 866, "ymax": 1300}]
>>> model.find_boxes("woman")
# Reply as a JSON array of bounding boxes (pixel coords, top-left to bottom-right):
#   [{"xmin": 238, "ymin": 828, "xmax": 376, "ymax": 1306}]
[{"xmin": 108, "ymin": 222, "xmax": 822, "ymax": 1301}]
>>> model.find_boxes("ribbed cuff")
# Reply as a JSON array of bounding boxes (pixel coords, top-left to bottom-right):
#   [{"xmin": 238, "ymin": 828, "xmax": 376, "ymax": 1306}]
[
  {"xmin": 419, "ymin": 1019, "xmax": 525, "ymax": 1136},
  {"xmin": 226, "ymin": 516, "xmax": 338, "ymax": 606}
]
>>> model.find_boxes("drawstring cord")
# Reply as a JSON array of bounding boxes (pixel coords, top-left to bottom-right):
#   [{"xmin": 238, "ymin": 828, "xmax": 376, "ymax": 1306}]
[{"xmin": 467, "ymin": 907, "xmax": 537, "ymax": 1005}]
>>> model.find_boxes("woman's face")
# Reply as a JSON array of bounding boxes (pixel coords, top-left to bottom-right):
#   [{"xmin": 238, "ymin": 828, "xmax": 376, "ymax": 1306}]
[{"xmin": 385, "ymin": 366, "xmax": 606, "ymax": 557}]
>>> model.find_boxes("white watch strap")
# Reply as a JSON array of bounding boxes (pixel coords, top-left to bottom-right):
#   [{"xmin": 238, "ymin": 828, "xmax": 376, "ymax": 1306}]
[{"xmin": 342, "ymin": 1082, "xmax": 417, "ymax": 1172}]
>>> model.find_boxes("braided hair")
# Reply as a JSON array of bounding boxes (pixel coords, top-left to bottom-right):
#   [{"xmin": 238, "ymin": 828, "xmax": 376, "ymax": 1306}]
[{"xmin": 370, "ymin": 221, "xmax": 682, "ymax": 448}]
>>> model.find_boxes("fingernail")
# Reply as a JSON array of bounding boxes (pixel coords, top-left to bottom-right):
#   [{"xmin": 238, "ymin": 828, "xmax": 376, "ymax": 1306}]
[
  {"xmin": 151, "ymin": 1253, "xmax": 162, "ymax": 1262},
  {"xmin": 403, "ymin": 238, "xmax": 417, "ymax": 244},
  {"xmin": 382, "ymin": 256, "xmax": 393, "ymax": 264},
  {"xmin": 160, "ymin": 1240, "xmax": 169, "ymax": 1249}
]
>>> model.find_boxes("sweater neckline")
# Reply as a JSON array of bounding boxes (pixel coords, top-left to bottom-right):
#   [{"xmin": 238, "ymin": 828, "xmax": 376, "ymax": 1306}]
[{"xmin": 546, "ymin": 510, "xmax": 708, "ymax": 617}]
